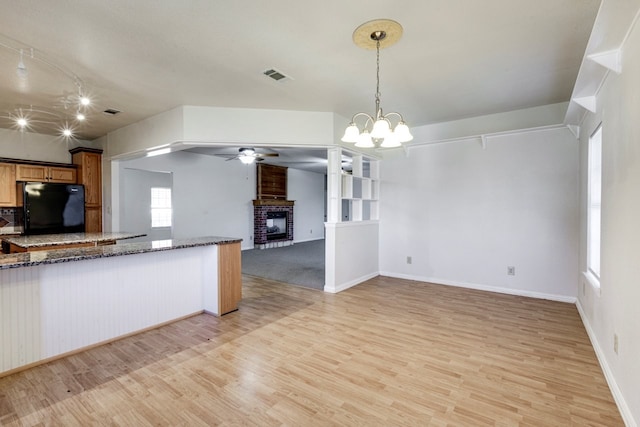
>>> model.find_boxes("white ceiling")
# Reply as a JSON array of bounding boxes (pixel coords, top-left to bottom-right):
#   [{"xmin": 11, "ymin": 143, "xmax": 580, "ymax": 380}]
[{"xmin": 0, "ymin": 0, "xmax": 601, "ymax": 145}]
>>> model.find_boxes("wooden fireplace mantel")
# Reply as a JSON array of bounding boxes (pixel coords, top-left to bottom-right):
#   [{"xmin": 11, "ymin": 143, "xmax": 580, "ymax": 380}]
[{"xmin": 252, "ymin": 199, "xmax": 295, "ymax": 207}]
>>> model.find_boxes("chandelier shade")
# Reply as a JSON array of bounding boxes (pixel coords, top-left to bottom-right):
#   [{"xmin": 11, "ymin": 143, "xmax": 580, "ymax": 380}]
[
  {"xmin": 379, "ymin": 130, "xmax": 401, "ymax": 148},
  {"xmin": 371, "ymin": 118, "xmax": 391, "ymax": 139},
  {"xmin": 342, "ymin": 19, "xmax": 413, "ymax": 148},
  {"xmin": 355, "ymin": 130, "xmax": 375, "ymax": 148}
]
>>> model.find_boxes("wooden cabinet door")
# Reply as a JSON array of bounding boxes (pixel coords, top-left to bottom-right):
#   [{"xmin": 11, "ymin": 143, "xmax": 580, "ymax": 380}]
[
  {"xmin": 15, "ymin": 164, "xmax": 47, "ymax": 181},
  {"xmin": 218, "ymin": 242, "xmax": 242, "ymax": 315},
  {"xmin": 71, "ymin": 149, "xmax": 103, "ymax": 233},
  {"xmin": 0, "ymin": 163, "xmax": 17, "ymax": 207},
  {"xmin": 77, "ymin": 152, "xmax": 102, "ymax": 206},
  {"xmin": 48, "ymin": 167, "xmax": 76, "ymax": 183},
  {"xmin": 16, "ymin": 165, "xmax": 76, "ymax": 183},
  {"xmin": 84, "ymin": 207, "xmax": 102, "ymax": 233}
]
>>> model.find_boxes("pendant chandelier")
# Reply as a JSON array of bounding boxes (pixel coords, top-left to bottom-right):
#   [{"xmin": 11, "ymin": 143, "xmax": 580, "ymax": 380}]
[{"xmin": 342, "ymin": 19, "xmax": 413, "ymax": 148}]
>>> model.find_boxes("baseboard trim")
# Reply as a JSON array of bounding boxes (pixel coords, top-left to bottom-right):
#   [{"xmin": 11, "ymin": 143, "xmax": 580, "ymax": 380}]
[
  {"xmin": 379, "ymin": 272, "xmax": 577, "ymax": 303},
  {"xmin": 324, "ymin": 272, "xmax": 379, "ymax": 294},
  {"xmin": 576, "ymin": 300, "xmax": 636, "ymax": 427},
  {"xmin": 293, "ymin": 237, "xmax": 325, "ymax": 244}
]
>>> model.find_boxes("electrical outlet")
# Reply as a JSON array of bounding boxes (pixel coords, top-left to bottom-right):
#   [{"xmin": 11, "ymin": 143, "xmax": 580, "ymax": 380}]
[
  {"xmin": 406, "ymin": 256, "xmax": 412, "ymax": 265},
  {"xmin": 507, "ymin": 266, "xmax": 515, "ymax": 276},
  {"xmin": 614, "ymin": 334, "xmax": 619, "ymax": 355}
]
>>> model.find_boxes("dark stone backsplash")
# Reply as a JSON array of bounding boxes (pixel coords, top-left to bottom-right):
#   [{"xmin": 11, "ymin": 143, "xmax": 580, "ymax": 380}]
[{"xmin": 0, "ymin": 208, "xmax": 22, "ymax": 234}]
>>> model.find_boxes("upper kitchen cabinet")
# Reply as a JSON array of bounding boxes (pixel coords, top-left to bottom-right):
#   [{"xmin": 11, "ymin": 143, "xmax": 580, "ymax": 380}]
[
  {"xmin": 0, "ymin": 163, "xmax": 17, "ymax": 207},
  {"xmin": 16, "ymin": 164, "xmax": 76, "ymax": 183}
]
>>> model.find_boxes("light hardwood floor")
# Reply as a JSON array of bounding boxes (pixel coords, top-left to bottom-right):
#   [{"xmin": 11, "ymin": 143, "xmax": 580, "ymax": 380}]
[{"xmin": 0, "ymin": 276, "xmax": 623, "ymax": 426}]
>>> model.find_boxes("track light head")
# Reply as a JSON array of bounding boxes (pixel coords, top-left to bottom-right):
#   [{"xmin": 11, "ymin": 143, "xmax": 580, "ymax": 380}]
[{"xmin": 16, "ymin": 49, "xmax": 28, "ymax": 78}]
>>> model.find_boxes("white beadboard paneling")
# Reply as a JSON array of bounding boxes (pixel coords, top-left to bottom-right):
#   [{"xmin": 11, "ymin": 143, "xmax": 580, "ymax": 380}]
[
  {"xmin": 0, "ymin": 267, "xmax": 42, "ymax": 373},
  {"xmin": 39, "ymin": 248, "xmax": 205, "ymax": 358},
  {"xmin": 1, "ymin": 244, "xmax": 218, "ymax": 375}
]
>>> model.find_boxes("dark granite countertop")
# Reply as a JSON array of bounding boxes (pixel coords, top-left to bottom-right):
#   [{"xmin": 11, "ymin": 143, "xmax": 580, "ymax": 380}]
[
  {"xmin": 0, "ymin": 236, "xmax": 242, "ymax": 270},
  {"xmin": 1, "ymin": 232, "xmax": 146, "ymax": 249}
]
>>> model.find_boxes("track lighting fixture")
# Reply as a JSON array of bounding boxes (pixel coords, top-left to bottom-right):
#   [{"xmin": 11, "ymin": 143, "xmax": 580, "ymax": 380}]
[
  {"xmin": 1, "ymin": 36, "xmax": 93, "ymax": 138},
  {"xmin": 9, "ymin": 106, "xmax": 81, "ymax": 139},
  {"xmin": 16, "ymin": 49, "xmax": 28, "ymax": 78}
]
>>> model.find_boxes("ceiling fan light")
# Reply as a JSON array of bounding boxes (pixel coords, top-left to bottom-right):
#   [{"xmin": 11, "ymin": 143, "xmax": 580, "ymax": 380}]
[
  {"xmin": 394, "ymin": 121, "xmax": 413, "ymax": 142},
  {"xmin": 355, "ymin": 130, "xmax": 375, "ymax": 148},
  {"xmin": 341, "ymin": 123, "xmax": 360, "ymax": 143},
  {"xmin": 17, "ymin": 118, "xmax": 27, "ymax": 128},
  {"xmin": 380, "ymin": 131, "xmax": 401, "ymax": 148},
  {"xmin": 371, "ymin": 118, "xmax": 391, "ymax": 139},
  {"xmin": 239, "ymin": 155, "xmax": 255, "ymax": 165}
]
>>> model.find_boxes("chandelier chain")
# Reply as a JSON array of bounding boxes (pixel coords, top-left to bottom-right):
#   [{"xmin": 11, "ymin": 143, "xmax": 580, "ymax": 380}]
[{"xmin": 375, "ymin": 39, "xmax": 381, "ymax": 118}]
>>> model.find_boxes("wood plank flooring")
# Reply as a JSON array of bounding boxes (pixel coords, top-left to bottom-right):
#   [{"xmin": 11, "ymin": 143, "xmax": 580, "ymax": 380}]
[{"xmin": 0, "ymin": 275, "xmax": 623, "ymax": 426}]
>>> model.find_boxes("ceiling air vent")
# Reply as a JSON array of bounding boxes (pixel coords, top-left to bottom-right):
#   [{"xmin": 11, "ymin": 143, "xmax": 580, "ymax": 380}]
[
  {"xmin": 263, "ymin": 68, "xmax": 290, "ymax": 82},
  {"xmin": 103, "ymin": 108, "xmax": 121, "ymax": 115}
]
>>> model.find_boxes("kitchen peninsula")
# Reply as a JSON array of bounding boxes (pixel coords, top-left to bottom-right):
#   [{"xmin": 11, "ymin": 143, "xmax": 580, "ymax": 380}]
[{"xmin": 0, "ymin": 236, "xmax": 242, "ymax": 377}]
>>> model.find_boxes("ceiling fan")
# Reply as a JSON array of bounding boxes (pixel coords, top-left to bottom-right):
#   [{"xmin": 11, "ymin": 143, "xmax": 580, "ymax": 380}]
[{"xmin": 216, "ymin": 147, "xmax": 279, "ymax": 164}]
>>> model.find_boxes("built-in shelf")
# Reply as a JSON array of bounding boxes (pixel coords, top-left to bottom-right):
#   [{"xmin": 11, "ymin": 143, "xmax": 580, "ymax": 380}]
[{"xmin": 339, "ymin": 152, "xmax": 379, "ymax": 222}]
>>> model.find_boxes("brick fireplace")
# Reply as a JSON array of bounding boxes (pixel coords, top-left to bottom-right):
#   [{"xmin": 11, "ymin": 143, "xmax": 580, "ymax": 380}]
[{"xmin": 253, "ymin": 199, "xmax": 294, "ymax": 249}]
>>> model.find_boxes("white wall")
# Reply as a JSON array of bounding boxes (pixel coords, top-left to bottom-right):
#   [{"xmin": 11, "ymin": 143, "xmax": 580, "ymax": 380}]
[
  {"xmin": 379, "ymin": 127, "xmax": 579, "ymax": 302},
  {"xmin": 182, "ymin": 106, "xmax": 335, "ymax": 146},
  {"xmin": 288, "ymin": 168, "xmax": 325, "ymax": 243},
  {"xmin": 105, "ymin": 107, "xmax": 184, "ymax": 159},
  {"xmin": 120, "ymin": 168, "xmax": 173, "ymax": 242},
  {"xmin": 576, "ymin": 11, "xmax": 640, "ymax": 426},
  {"xmin": 119, "ymin": 151, "xmax": 326, "ymax": 250},
  {"xmin": 119, "ymin": 151, "xmax": 256, "ymax": 249},
  {"xmin": 102, "ymin": 105, "xmax": 342, "ymax": 233},
  {"xmin": 325, "ymin": 221, "xmax": 379, "ymax": 293},
  {"xmin": 0, "ymin": 128, "xmax": 98, "ymax": 163},
  {"xmin": 409, "ymin": 102, "xmax": 569, "ymax": 145}
]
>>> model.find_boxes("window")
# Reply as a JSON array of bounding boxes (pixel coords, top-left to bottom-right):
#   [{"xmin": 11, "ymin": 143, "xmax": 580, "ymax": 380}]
[
  {"xmin": 151, "ymin": 187, "xmax": 172, "ymax": 228},
  {"xmin": 587, "ymin": 125, "xmax": 602, "ymax": 281}
]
